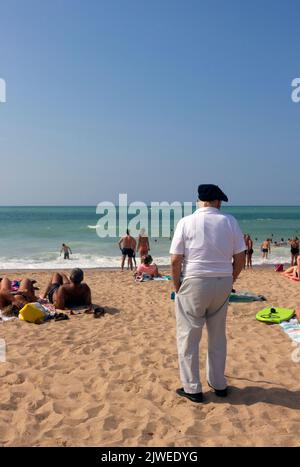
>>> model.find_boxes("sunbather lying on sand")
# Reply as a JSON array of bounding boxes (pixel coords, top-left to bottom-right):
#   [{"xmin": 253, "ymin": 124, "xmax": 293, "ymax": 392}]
[
  {"xmin": 0, "ymin": 277, "xmax": 37, "ymax": 314},
  {"xmin": 41, "ymin": 268, "xmax": 92, "ymax": 310},
  {"xmin": 282, "ymin": 256, "xmax": 300, "ymax": 281},
  {"xmin": 282, "ymin": 266, "xmax": 299, "ymax": 280}
]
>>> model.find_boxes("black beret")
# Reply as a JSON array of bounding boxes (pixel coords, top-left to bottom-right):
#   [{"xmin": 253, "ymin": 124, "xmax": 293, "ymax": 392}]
[{"xmin": 197, "ymin": 184, "xmax": 228, "ymax": 202}]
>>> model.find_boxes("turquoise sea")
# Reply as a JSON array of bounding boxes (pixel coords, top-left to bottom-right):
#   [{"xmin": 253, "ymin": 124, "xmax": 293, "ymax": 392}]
[{"xmin": 0, "ymin": 206, "xmax": 299, "ymax": 269}]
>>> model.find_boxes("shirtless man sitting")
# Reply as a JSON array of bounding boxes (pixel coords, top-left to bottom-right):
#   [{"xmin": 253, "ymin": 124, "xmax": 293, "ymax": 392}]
[
  {"xmin": 0, "ymin": 277, "xmax": 37, "ymax": 314},
  {"xmin": 41, "ymin": 268, "xmax": 92, "ymax": 310}
]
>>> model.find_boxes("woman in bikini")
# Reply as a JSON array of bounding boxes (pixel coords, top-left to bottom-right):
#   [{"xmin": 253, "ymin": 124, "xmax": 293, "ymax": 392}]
[
  {"xmin": 137, "ymin": 228, "xmax": 150, "ymax": 259},
  {"xmin": 0, "ymin": 277, "xmax": 37, "ymax": 315}
]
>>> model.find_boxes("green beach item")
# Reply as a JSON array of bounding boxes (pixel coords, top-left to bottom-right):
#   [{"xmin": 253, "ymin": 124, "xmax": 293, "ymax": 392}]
[
  {"xmin": 229, "ymin": 291, "xmax": 266, "ymax": 302},
  {"xmin": 256, "ymin": 307, "xmax": 294, "ymax": 324}
]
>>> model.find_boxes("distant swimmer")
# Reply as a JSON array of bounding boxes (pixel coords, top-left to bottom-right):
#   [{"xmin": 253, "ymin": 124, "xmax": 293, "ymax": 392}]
[
  {"xmin": 274, "ymin": 241, "xmax": 287, "ymax": 247},
  {"xmin": 60, "ymin": 243, "xmax": 72, "ymax": 260},
  {"xmin": 118, "ymin": 229, "xmax": 136, "ymax": 271},
  {"xmin": 261, "ymin": 239, "xmax": 271, "ymax": 259},
  {"xmin": 289, "ymin": 236, "xmax": 299, "ymax": 266},
  {"xmin": 137, "ymin": 228, "xmax": 150, "ymax": 259}
]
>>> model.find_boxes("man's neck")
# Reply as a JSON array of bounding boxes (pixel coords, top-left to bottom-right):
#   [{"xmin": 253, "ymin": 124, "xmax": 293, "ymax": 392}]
[{"xmin": 198, "ymin": 203, "xmax": 220, "ymax": 210}]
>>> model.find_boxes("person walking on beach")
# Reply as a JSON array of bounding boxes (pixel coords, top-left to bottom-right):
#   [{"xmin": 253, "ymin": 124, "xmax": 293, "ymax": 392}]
[
  {"xmin": 170, "ymin": 184, "xmax": 245, "ymax": 403},
  {"xmin": 60, "ymin": 243, "xmax": 72, "ymax": 260},
  {"xmin": 245, "ymin": 234, "xmax": 254, "ymax": 269},
  {"xmin": 137, "ymin": 228, "xmax": 150, "ymax": 259},
  {"xmin": 118, "ymin": 229, "xmax": 135, "ymax": 271},
  {"xmin": 261, "ymin": 239, "xmax": 271, "ymax": 259},
  {"xmin": 289, "ymin": 237, "xmax": 299, "ymax": 266}
]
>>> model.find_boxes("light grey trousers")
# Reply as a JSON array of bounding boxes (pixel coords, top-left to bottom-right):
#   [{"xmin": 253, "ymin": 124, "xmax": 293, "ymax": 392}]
[{"xmin": 175, "ymin": 276, "xmax": 232, "ymax": 394}]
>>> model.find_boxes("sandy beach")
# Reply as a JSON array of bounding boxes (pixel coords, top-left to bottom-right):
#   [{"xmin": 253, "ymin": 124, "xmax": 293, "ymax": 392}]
[{"xmin": 1, "ymin": 267, "xmax": 300, "ymax": 447}]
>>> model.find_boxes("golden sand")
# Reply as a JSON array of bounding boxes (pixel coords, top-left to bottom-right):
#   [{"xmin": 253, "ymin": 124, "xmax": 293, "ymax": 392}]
[{"xmin": 0, "ymin": 268, "xmax": 300, "ymax": 447}]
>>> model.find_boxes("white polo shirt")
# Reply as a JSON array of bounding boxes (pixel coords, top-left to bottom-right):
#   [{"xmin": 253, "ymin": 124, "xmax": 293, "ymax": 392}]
[{"xmin": 170, "ymin": 207, "xmax": 245, "ymax": 278}]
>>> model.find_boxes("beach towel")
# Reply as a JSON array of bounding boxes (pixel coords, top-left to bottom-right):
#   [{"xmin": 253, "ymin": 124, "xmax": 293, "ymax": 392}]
[
  {"xmin": 280, "ymin": 319, "xmax": 300, "ymax": 343},
  {"xmin": 135, "ymin": 273, "xmax": 153, "ymax": 282},
  {"xmin": 153, "ymin": 275, "xmax": 172, "ymax": 281},
  {"xmin": 0, "ymin": 310, "xmax": 17, "ymax": 322},
  {"xmin": 136, "ymin": 274, "xmax": 172, "ymax": 282},
  {"xmin": 229, "ymin": 291, "xmax": 266, "ymax": 302}
]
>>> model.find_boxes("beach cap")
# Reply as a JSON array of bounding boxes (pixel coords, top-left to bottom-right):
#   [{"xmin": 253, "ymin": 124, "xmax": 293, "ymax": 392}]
[
  {"xmin": 197, "ymin": 184, "xmax": 228, "ymax": 202},
  {"xmin": 70, "ymin": 268, "xmax": 84, "ymax": 284}
]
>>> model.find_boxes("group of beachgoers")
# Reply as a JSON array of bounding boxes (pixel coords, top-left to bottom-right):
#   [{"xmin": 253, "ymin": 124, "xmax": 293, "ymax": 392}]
[
  {"xmin": 0, "ymin": 268, "xmax": 104, "ymax": 321},
  {"xmin": 118, "ymin": 228, "xmax": 160, "ymax": 276},
  {"xmin": 243, "ymin": 234, "xmax": 299, "ymax": 267},
  {"xmin": 118, "ymin": 228, "xmax": 150, "ymax": 271}
]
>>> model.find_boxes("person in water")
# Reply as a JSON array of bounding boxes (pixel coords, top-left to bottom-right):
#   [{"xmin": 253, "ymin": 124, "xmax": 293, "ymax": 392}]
[
  {"xmin": 118, "ymin": 229, "xmax": 136, "ymax": 271},
  {"xmin": 137, "ymin": 228, "xmax": 150, "ymax": 259},
  {"xmin": 135, "ymin": 255, "xmax": 160, "ymax": 278},
  {"xmin": 60, "ymin": 243, "xmax": 72, "ymax": 260},
  {"xmin": 41, "ymin": 268, "xmax": 92, "ymax": 310},
  {"xmin": 289, "ymin": 237, "xmax": 299, "ymax": 266},
  {"xmin": 245, "ymin": 234, "xmax": 254, "ymax": 269},
  {"xmin": 0, "ymin": 277, "xmax": 37, "ymax": 315},
  {"xmin": 261, "ymin": 239, "xmax": 271, "ymax": 259}
]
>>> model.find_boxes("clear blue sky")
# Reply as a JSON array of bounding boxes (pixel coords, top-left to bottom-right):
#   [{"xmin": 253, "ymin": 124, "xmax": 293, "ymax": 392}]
[{"xmin": 1, "ymin": 0, "xmax": 300, "ymax": 205}]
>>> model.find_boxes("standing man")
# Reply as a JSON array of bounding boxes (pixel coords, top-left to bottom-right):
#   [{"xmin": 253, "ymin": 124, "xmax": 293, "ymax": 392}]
[
  {"xmin": 118, "ymin": 229, "xmax": 136, "ymax": 271},
  {"xmin": 170, "ymin": 184, "xmax": 245, "ymax": 403},
  {"xmin": 261, "ymin": 239, "xmax": 271, "ymax": 259},
  {"xmin": 60, "ymin": 243, "xmax": 72, "ymax": 260}
]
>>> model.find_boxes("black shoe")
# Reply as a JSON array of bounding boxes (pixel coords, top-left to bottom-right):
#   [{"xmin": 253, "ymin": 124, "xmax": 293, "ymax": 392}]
[
  {"xmin": 94, "ymin": 307, "xmax": 106, "ymax": 318},
  {"xmin": 176, "ymin": 388, "xmax": 203, "ymax": 403},
  {"xmin": 207, "ymin": 381, "xmax": 228, "ymax": 397}
]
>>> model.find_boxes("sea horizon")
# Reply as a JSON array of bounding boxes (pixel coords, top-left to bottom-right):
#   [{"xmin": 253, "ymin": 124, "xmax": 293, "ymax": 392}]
[{"xmin": 0, "ymin": 204, "xmax": 300, "ymax": 207}]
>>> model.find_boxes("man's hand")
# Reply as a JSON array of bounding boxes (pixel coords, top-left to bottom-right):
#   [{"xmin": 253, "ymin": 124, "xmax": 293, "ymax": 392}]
[
  {"xmin": 295, "ymin": 306, "xmax": 300, "ymax": 323},
  {"xmin": 232, "ymin": 251, "xmax": 246, "ymax": 283},
  {"xmin": 171, "ymin": 254, "xmax": 183, "ymax": 293}
]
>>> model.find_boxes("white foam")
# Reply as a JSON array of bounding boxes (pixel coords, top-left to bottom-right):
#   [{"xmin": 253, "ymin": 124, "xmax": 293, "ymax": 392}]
[
  {"xmin": 0, "ymin": 247, "xmax": 292, "ymax": 269},
  {"xmin": 0, "ymin": 254, "xmax": 171, "ymax": 269}
]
